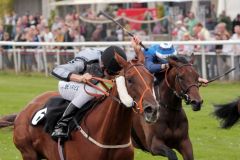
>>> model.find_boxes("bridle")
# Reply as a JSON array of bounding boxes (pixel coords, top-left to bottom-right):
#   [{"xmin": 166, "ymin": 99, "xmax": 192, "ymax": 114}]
[
  {"xmin": 165, "ymin": 64, "xmax": 199, "ymax": 104},
  {"xmin": 122, "ymin": 61, "xmax": 153, "ymax": 113},
  {"xmin": 85, "ymin": 61, "xmax": 154, "ymax": 114}
]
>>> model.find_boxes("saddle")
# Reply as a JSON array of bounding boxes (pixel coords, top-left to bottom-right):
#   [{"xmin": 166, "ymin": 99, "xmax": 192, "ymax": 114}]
[{"xmin": 31, "ymin": 96, "xmax": 103, "ymax": 136}]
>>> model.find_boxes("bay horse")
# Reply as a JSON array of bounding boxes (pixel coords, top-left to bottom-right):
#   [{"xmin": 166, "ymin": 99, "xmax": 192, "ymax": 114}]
[
  {"xmin": 213, "ymin": 97, "xmax": 240, "ymax": 128},
  {"xmin": 9, "ymin": 52, "xmax": 160, "ymax": 160},
  {"xmin": 132, "ymin": 55, "xmax": 203, "ymax": 160}
]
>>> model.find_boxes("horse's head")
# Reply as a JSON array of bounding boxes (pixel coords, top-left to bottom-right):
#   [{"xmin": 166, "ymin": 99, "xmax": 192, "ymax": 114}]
[
  {"xmin": 114, "ymin": 51, "xmax": 159, "ymax": 123},
  {"xmin": 167, "ymin": 55, "xmax": 203, "ymax": 111}
]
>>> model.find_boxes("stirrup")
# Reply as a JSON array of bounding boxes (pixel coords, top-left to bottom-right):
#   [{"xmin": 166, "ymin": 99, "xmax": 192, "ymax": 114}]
[{"xmin": 51, "ymin": 127, "xmax": 69, "ymax": 141}]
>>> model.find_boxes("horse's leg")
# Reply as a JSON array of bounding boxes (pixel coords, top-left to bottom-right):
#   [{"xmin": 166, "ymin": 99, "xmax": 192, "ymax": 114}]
[
  {"xmin": 178, "ymin": 139, "xmax": 194, "ymax": 160},
  {"xmin": 150, "ymin": 138, "xmax": 178, "ymax": 160},
  {"xmin": 16, "ymin": 144, "xmax": 39, "ymax": 160}
]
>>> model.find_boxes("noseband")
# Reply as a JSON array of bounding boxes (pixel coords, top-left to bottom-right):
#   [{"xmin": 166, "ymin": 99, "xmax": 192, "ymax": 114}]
[
  {"xmin": 123, "ymin": 61, "xmax": 153, "ymax": 113},
  {"xmin": 165, "ymin": 64, "xmax": 199, "ymax": 104}
]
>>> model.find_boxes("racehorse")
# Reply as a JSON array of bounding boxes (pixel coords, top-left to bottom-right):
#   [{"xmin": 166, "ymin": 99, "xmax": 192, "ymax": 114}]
[
  {"xmin": 3, "ymin": 52, "xmax": 159, "ymax": 160},
  {"xmin": 213, "ymin": 97, "xmax": 240, "ymax": 128},
  {"xmin": 132, "ymin": 55, "xmax": 203, "ymax": 160}
]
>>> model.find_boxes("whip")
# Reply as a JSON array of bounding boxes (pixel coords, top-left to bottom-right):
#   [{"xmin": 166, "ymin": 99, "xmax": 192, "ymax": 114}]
[{"xmin": 100, "ymin": 11, "xmax": 148, "ymax": 50}]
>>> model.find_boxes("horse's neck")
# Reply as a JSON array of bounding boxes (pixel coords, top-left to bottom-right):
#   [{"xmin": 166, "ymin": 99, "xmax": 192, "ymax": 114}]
[
  {"xmin": 159, "ymin": 80, "xmax": 182, "ymax": 110},
  {"xmin": 86, "ymin": 86, "xmax": 133, "ymax": 144}
]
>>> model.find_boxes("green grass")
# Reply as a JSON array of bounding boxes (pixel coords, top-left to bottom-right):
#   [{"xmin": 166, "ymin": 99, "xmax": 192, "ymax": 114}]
[{"xmin": 0, "ymin": 72, "xmax": 240, "ymax": 160}]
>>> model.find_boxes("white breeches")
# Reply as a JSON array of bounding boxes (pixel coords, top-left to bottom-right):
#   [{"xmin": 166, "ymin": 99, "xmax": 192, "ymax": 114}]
[{"xmin": 58, "ymin": 81, "xmax": 103, "ymax": 108}]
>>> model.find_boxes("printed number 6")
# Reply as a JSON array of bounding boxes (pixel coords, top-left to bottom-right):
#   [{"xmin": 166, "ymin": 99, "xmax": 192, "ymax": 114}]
[{"xmin": 31, "ymin": 108, "xmax": 47, "ymax": 125}]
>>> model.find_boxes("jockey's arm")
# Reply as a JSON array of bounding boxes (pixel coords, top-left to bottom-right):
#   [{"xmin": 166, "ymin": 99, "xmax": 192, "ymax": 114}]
[
  {"xmin": 51, "ymin": 58, "xmax": 91, "ymax": 82},
  {"xmin": 145, "ymin": 55, "xmax": 164, "ymax": 73}
]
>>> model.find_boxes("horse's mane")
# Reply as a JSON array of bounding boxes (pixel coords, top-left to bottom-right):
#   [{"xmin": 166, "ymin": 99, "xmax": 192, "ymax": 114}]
[{"xmin": 168, "ymin": 55, "xmax": 189, "ymax": 64}]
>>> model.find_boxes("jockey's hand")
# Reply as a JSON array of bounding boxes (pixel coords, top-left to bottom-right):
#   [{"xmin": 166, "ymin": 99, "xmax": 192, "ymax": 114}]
[
  {"xmin": 161, "ymin": 63, "xmax": 169, "ymax": 70},
  {"xmin": 81, "ymin": 73, "xmax": 93, "ymax": 83},
  {"xmin": 70, "ymin": 73, "xmax": 92, "ymax": 83},
  {"xmin": 198, "ymin": 77, "xmax": 208, "ymax": 87},
  {"xmin": 131, "ymin": 36, "xmax": 141, "ymax": 49}
]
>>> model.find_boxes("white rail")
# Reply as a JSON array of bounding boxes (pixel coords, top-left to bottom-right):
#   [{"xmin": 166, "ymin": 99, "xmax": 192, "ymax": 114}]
[
  {"xmin": 0, "ymin": 40, "xmax": 240, "ymax": 46},
  {"xmin": 0, "ymin": 40, "xmax": 239, "ymax": 80}
]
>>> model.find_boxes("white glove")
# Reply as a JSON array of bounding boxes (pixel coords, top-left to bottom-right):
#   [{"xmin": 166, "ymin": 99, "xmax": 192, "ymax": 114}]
[{"xmin": 161, "ymin": 63, "xmax": 169, "ymax": 69}]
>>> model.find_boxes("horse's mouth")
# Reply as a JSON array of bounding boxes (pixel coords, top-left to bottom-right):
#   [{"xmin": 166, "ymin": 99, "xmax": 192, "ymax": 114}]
[{"xmin": 143, "ymin": 106, "xmax": 159, "ymax": 123}]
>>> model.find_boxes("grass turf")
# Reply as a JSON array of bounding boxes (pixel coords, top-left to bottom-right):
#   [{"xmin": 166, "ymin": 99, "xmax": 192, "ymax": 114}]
[{"xmin": 0, "ymin": 72, "xmax": 239, "ymax": 160}]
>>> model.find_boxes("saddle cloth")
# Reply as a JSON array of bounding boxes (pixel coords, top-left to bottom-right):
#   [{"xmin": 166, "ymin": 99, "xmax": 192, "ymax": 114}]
[{"xmin": 31, "ymin": 96, "xmax": 103, "ymax": 135}]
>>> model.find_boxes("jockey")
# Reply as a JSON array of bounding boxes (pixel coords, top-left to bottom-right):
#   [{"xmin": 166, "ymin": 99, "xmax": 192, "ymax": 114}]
[
  {"xmin": 51, "ymin": 46, "xmax": 127, "ymax": 139},
  {"xmin": 144, "ymin": 42, "xmax": 177, "ymax": 73},
  {"xmin": 133, "ymin": 37, "xmax": 208, "ymax": 84}
]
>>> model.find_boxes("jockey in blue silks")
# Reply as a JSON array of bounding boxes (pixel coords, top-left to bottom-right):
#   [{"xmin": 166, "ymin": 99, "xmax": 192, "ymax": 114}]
[
  {"xmin": 132, "ymin": 37, "xmax": 208, "ymax": 84},
  {"xmin": 144, "ymin": 43, "xmax": 177, "ymax": 73}
]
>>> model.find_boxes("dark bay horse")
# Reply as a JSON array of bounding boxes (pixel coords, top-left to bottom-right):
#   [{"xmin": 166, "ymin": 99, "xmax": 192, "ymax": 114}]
[
  {"xmin": 213, "ymin": 97, "xmax": 240, "ymax": 128},
  {"xmin": 10, "ymin": 52, "xmax": 160, "ymax": 160},
  {"xmin": 132, "ymin": 55, "xmax": 203, "ymax": 160}
]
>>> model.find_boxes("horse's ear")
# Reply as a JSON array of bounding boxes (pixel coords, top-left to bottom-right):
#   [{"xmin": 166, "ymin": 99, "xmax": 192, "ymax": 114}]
[
  {"xmin": 114, "ymin": 52, "xmax": 128, "ymax": 68},
  {"xmin": 189, "ymin": 53, "xmax": 195, "ymax": 64},
  {"xmin": 168, "ymin": 58, "xmax": 178, "ymax": 67}
]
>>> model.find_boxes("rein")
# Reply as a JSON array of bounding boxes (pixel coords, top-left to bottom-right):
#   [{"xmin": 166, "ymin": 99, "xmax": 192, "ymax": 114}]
[
  {"xmin": 85, "ymin": 62, "xmax": 153, "ymax": 113},
  {"xmin": 85, "ymin": 77, "xmax": 113, "ymax": 97}
]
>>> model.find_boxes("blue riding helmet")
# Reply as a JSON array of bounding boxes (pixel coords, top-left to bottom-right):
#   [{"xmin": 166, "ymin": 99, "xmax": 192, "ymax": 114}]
[{"xmin": 144, "ymin": 43, "xmax": 177, "ymax": 59}]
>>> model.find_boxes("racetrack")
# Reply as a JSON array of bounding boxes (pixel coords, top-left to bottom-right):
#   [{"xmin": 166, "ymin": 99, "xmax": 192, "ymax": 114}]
[{"xmin": 0, "ymin": 72, "xmax": 239, "ymax": 160}]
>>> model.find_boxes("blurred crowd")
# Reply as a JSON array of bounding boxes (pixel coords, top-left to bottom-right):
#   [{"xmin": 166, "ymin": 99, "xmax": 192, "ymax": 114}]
[
  {"xmin": 0, "ymin": 7, "xmax": 239, "ymax": 54},
  {"xmin": 171, "ymin": 9, "xmax": 240, "ymax": 54}
]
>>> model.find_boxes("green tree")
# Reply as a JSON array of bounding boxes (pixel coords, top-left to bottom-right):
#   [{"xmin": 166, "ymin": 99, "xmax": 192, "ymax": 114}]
[{"xmin": 0, "ymin": 0, "xmax": 14, "ymax": 23}]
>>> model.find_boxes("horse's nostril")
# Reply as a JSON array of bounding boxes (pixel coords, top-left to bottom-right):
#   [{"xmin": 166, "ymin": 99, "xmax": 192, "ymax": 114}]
[
  {"xmin": 144, "ymin": 106, "xmax": 153, "ymax": 113},
  {"xmin": 191, "ymin": 100, "xmax": 202, "ymax": 105}
]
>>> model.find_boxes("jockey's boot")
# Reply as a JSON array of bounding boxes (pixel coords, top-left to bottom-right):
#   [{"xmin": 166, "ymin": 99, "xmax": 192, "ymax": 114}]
[{"xmin": 51, "ymin": 103, "xmax": 79, "ymax": 140}]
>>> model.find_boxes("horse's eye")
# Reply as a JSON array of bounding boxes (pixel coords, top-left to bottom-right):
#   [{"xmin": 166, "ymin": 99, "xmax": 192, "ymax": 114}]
[
  {"xmin": 127, "ymin": 78, "xmax": 133, "ymax": 84},
  {"xmin": 178, "ymin": 76, "xmax": 184, "ymax": 80}
]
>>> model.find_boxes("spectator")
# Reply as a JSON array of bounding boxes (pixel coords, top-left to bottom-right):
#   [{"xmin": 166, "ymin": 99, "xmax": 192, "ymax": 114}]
[
  {"xmin": 187, "ymin": 12, "xmax": 198, "ymax": 36},
  {"xmin": 152, "ymin": 22, "xmax": 163, "ymax": 35},
  {"xmin": 73, "ymin": 29, "xmax": 85, "ymax": 42},
  {"xmin": 2, "ymin": 32, "xmax": 12, "ymax": 49},
  {"xmin": 28, "ymin": 15, "xmax": 37, "ymax": 27},
  {"xmin": 43, "ymin": 26, "xmax": 54, "ymax": 42},
  {"xmin": 91, "ymin": 25, "xmax": 102, "ymax": 41},
  {"xmin": 232, "ymin": 14, "xmax": 240, "ymax": 33},
  {"xmin": 1, "ymin": 32, "xmax": 13, "ymax": 69},
  {"xmin": 51, "ymin": 17, "xmax": 61, "ymax": 31},
  {"xmin": 171, "ymin": 20, "xmax": 187, "ymax": 41},
  {"xmin": 0, "ymin": 25, "xmax": 4, "ymax": 40},
  {"xmin": 105, "ymin": 30, "xmax": 118, "ymax": 41},
  {"xmin": 214, "ymin": 22, "xmax": 231, "ymax": 53},
  {"xmin": 231, "ymin": 25, "xmax": 240, "ymax": 53},
  {"xmin": 205, "ymin": 4, "xmax": 217, "ymax": 30},
  {"xmin": 218, "ymin": 10, "xmax": 232, "ymax": 32},
  {"xmin": 178, "ymin": 32, "xmax": 195, "ymax": 54},
  {"xmin": 116, "ymin": 27, "xmax": 123, "ymax": 41},
  {"xmin": 54, "ymin": 28, "xmax": 64, "ymax": 43},
  {"xmin": 193, "ymin": 23, "xmax": 211, "ymax": 40},
  {"xmin": 13, "ymin": 26, "xmax": 23, "ymax": 42}
]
